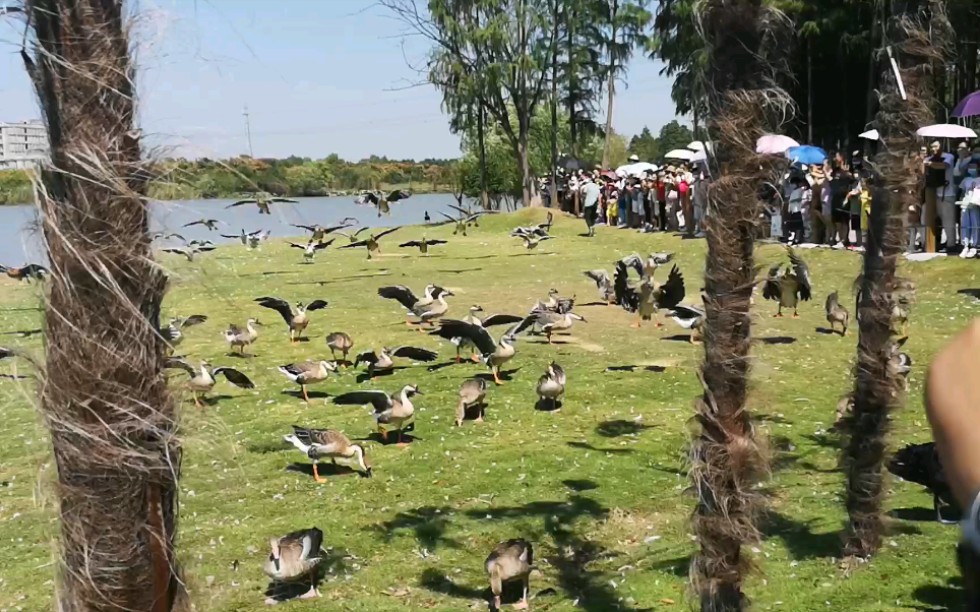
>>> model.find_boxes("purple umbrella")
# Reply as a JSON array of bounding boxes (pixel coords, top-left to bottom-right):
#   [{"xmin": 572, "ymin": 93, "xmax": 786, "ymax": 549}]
[{"xmin": 952, "ymin": 90, "xmax": 980, "ymax": 119}]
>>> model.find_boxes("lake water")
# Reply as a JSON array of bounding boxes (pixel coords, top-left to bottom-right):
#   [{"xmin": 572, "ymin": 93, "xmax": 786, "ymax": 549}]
[{"xmin": 0, "ymin": 193, "xmax": 462, "ymax": 265}]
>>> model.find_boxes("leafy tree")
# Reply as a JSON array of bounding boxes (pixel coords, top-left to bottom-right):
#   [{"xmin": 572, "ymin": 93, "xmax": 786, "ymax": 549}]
[
  {"xmin": 627, "ymin": 126, "xmax": 660, "ymax": 161},
  {"xmin": 656, "ymin": 119, "xmax": 694, "ymax": 153}
]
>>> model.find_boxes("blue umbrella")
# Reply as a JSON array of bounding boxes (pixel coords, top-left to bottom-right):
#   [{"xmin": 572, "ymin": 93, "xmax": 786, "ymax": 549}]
[{"xmin": 785, "ymin": 145, "xmax": 828, "ymax": 166}]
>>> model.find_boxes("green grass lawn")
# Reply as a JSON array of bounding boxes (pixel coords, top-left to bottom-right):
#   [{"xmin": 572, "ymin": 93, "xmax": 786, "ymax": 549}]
[{"xmin": 0, "ymin": 209, "xmax": 974, "ymax": 611}]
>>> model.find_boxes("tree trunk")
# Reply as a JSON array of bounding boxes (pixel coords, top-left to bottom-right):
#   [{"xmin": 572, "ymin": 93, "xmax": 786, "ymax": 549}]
[
  {"xmin": 863, "ymin": 7, "xmax": 880, "ymax": 157},
  {"xmin": 549, "ymin": 0, "xmax": 560, "ymax": 210},
  {"xmin": 840, "ymin": 0, "xmax": 950, "ymax": 560},
  {"xmin": 22, "ymin": 1, "xmax": 186, "ymax": 611},
  {"xmin": 478, "ymin": 106, "xmax": 490, "ymax": 210},
  {"xmin": 691, "ymin": 1, "xmax": 777, "ymax": 608},
  {"xmin": 807, "ymin": 37, "xmax": 814, "ymax": 143},
  {"xmin": 602, "ymin": 69, "xmax": 616, "ymax": 169},
  {"xmin": 517, "ymin": 124, "xmax": 536, "ymax": 207},
  {"xmin": 567, "ymin": 6, "xmax": 578, "ymax": 158}
]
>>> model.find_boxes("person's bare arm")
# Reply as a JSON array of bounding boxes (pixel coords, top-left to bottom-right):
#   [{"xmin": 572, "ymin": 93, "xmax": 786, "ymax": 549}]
[{"xmin": 926, "ymin": 320, "xmax": 980, "ymax": 509}]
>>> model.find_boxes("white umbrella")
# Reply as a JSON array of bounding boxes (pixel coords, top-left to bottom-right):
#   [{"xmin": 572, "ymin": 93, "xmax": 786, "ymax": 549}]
[
  {"xmin": 614, "ymin": 164, "xmax": 633, "ymax": 178},
  {"xmin": 916, "ymin": 123, "xmax": 978, "ymax": 139},
  {"xmin": 665, "ymin": 149, "xmax": 696, "ymax": 161},
  {"xmin": 691, "ymin": 150, "xmax": 708, "ymax": 163},
  {"xmin": 755, "ymin": 134, "xmax": 800, "ymax": 155},
  {"xmin": 687, "ymin": 141, "xmax": 706, "ymax": 152},
  {"xmin": 859, "ymin": 129, "xmax": 879, "ymax": 141},
  {"xmin": 628, "ymin": 162, "xmax": 659, "ymax": 177}
]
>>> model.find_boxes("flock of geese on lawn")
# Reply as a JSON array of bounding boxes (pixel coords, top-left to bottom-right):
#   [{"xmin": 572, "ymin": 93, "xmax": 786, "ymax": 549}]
[{"xmin": 1, "ymin": 193, "xmax": 934, "ymax": 609}]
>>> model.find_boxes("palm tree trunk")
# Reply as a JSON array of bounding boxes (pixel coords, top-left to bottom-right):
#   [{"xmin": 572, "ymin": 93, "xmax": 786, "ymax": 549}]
[
  {"xmin": 567, "ymin": 6, "xmax": 578, "ymax": 157},
  {"xmin": 840, "ymin": 0, "xmax": 950, "ymax": 560},
  {"xmin": 692, "ymin": 0, "xmax": 784, "ymax": 608},
  {"xmin": 602, "ymin": 69, "xmax": 616, "ymax": 169},
  {"xmin": 22, "ymin": 1, "xmax": 185, "ymax": 610},
  {"xmin": 478, "ymin": 106, "xmax": 489, "ymax": 210},
  {"xmin": 550, "ymin": 0, "xmax": 560, "ymax": 209},
  {"xmin": 807, "ymin": 37, "xmax": 814, "ymax": 143}
]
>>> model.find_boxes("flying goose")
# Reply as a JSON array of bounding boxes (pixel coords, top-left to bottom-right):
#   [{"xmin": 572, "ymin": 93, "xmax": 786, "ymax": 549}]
[
  {"xmin": 278, "ymin": 360, "xmax": 338, "ymax": 403},
  {"xmin": 165, "ymin": 358, "xmax": 254, "ymax": 406},
  {"xmin": 353, "ymin": 346, "xmax": 438, "ymax": 379},
  {"xmin": 354, "ymin": 189, "xmax": 411, "ymax": 217},
  {"xmin": 325, "ymin": 331, "xmax": 354, "ymax": 364},
  {"xmin": 255, "ymin": 296, "xmax": 329, "ymax": 343},
  {"xmin": 453, "ymin": 306, "xmax": 524, "ymax": 362},
  {"xmin": 584, "ymin": 269, "xmax": 616, "ymax": 304},
  {"xmin": 615, "ymin": 255, "xmax": 685, "ymax": 327},
  {"xmin": 224, "ymin": 318, "xmax": 260, "ymax": 355},
  {"xmin": 290, "ymin": 223, "xmax": 351, "ymax": 242},
  {"xmin": 511, "ymin": 213, "xmax": 553, "ymax": 238},
  {"xmin": 762, "ymin": 247, "xmax": 812, "ymax": 317},
  {"xmin": 332, "ymin": 384, "xmax": 422, "ymax": 444},
  {"xmin": 337, "ymin": 226, "xmax": 401, "ymax": 259},
  {"xmin": 161, "ymin": 243, "xmax": 216, "ymax": 262},
  {"xmin": 283, "ymin": 426, "xmax": 372, "ymax": 481},
  {"xmin": 536, "ymin": 361, "xmax": 566, "ymax": 410},
  {"xmin": 825, "ymin": 290, "xmax": 849, "ymax": 336},
  {"xmin": 220, "ymin": 228, "xmax": 255, "ymax": 245},
  {"xmin": 377, "ymin": 284, "xmax": 439, "ymax": 325},
  {"xmin": 182, "ymin": 218, "xmax": 221, "ymax": 231},
  {"xmin": 430, "ymin": 317, "xmax": 535, "ymax": 385},
  {"xmin": 335, "ymin": 226, "xmax": 369, "ymax": 243},
  {"xmin": 247, "ymin": 229, "xmax": 271, "ymax": 249},
  {"xmin": 514, "ymin": 233, "xmax": 554, "ymax": 251},
  {"xmin": 226, "ymin": 193, "xmax": 297, "ymax": 215},
  {"xmin": 288, "ymin": 238, "xmax": 335, "ymax": 263},
  {"xmin": 263, "ymin": 528, "xmax": 324, "ymax": 604},
  {"xmin": 399, "ymin": 236, "xmax": 448, "ymax": 255},
  {"xmin": 485, "ymin": 539, "xmax": 534, "ymax": 611},
  {"xmin": 160, "ymin": 314, "xmax": 208, "ymax": 350},
  {"xmin": 456, "ymin": 378, "xmax": 488, "ymax": 426}
]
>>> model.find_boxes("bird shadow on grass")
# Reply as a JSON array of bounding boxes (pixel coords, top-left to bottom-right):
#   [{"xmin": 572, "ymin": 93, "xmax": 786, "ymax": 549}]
[
  {"xmin": 457, "ymin": 254, "xmax": 497, "ymax": 260},
  {"xmin": 578, "ymin": 301, "xmax": 612, "ymax": 307},
  {"xmin": 661, "ymin": 334, "xmax": 693, "ymax": 343},
  {"xmin": 463, "ymin": 495, "xmax": 643, "ymax": 612},
  {"xmin": 595, "ymin": 419, "xmax": 657, "ymax": 438},
  {"xmin": 888, "ymin": 507, "xmax": 939, "ymax": 522},
  {"xmin": 246, "ymin": 439, "xmax": 287, "ymax": 455},
  {"xmin": 0, "ymin": 373, "xmax": 31, "ymax": 380},
  {"xmin": 604, "ymin": 365, "xmax": 667, "ymax": 373},
  {"xmin": 417, "ymin": 567, "xmax": 487, "ymax": 601},
  {"xmin": 535, "ymin": 397, "xmax": 563, "ymax": 412},
  {"xmin": 373, "ymin": 505, "xmax": 461, "ymax": 551},
  {"xmin": 474, "ymin": 368, "xmax": 520, "ymax": 383},
  {"xmin": 957, "ymin": 288, "xmax": 980, "ymax": 300},
  {"xmin": 760, "ymin": 510, "xmax": 841, "ymax": 560},
  {"xmin": 354, "ymin": 368, "xmax": 406, "ymax": 383},
  {"xmin": 911, "ymin": 577, "xmax": 963, "ymax": 611},
  {"xmin": 800, "ymin": 431, "xmax": 840, "ymax": 450},
  {"xmin": 285, "ymin": 462, "xmax": 365, "ymax": 479},
  {"xmin": 435, "ymin": 267, "xmax": 484, "ymax": 274},
  {"xmin": 197, "ymin": 394, "xmax": 233, "ymax": 406},
  {"xmin": 264, "ymin": 549, "xmax": 350, "ymax": 604},
  {"xmin": 281, "ymin": 389, "xmax": 330, "ymax": 400},
  {"xmin": 815, "ymin": 327, "xmax": 845, "ymax": 336},
  {"xmin": 757, "ymin": 336, "xmax": 797, "ymax": 345},
  {"xmin": 426, "ymin": 361, "xmax": 461, "ymax": 373},
  {"xmin": 0, "ymin": 328, "xmax": 42, "ymax": 337},
  {"xmin": 360, "ymin": 431, "xmax": 421, "ymax": 446},
  {"xmin": 566, "ymin": 441, "xmax": 634, "ymax": 455},
  {"xmin": 563, "ymin": 479, "xmax": 599, "ymax": 492}
]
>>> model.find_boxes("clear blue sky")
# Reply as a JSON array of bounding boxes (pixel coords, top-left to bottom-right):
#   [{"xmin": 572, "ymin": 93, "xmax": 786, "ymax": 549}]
[{"xmin": 0, "ymin": 0, "xmax": 682, "ymax": 161}]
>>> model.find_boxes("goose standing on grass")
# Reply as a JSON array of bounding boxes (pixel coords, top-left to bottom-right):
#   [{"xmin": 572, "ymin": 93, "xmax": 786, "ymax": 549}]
[
  {"xmin": 332, "ymin": 385, "xmax": 422, "ymax": 444},
  {"xmin": 668, "ymin": 302, "xmax": 705, "ymax": 343},
  {"xmin": 377, "ymin": 284, "xmax": 439, "ymax": 325},
  {"xmin": 431, "ymin": 317, "xmax": 534, "ymax": 385},
  {"xmin": 584, "ymin": 269, "xmax": 616, "ymax": 304},
  {"xmin": 288, "ymin": 238, "xmax": 335, "ymax": 263},
  {"xmin": 325, "ymin": 331, "xmax": 354, "ymax": 364},
  {"xmin": 247, "ymin": 229, "xmax": 271, "ymax": 249},
  {"xmin": 262, "ymin": 528, "xmax": 324, "ymax": 604},
  {"xmin": 165, "ymin": 358, "xmax": 254, "ymax": 407},
  {"xmin": 456, "ymin": 378, "xmax": 488, "ymax": 426},
  {"xmin": 536, "ymin": 361, "xmax": 566, "ymax": 410},
  {"xmin": 278, "ymin": 360, "xmax": 338, "ymax": 403},
  {"xmin": 762, "ymin": 247, "xmax": 812, "ymax": 317},
  {"xmin": 338, "ymin": 226, "xmax": 401, "ymax": 259},
  {"xmin": 825, "ymin": 290, "xmax": 849, "ymax": 336},
  {"xmin": 485, "ymin": 539, "xmax": 534, "ymax": 611},
  {"xmin": 283, "ymin": 426, "xmax": 372, "ymax": 481},
  {"xmin": 354, "ymin": 346, "xmax": 438, "ymax": 379},
  {"xmin": 291, "ymin": 223, "xmax": 351, "ymax": 242},
  {"xmin": 160, "ymin": 314, "xmax": 208, "ymax": 350},
  {"xmin": 888, "ymin": 441, "xmax": 958, "ymax": 524},
  {"xmin": 224, "ymin": 318, "xmax": 260, "ymax": 355},
  {"xmin": 226, "ymin": 193, "xmax": 297, "ymax": 215},
  {"xmin": 399, "ymin": 235, "xmax": 448, "ymax": 255},
  {"xmin": 255, "ymin": 296, "xmax": 329, "ymax": 343},
  {"xmin": 453, "ymin": 306, "xmax": 524, "ymax": 362},
  {"xmin": 182, "ymin": 218, "xmax": 221, "ymax": 231}
]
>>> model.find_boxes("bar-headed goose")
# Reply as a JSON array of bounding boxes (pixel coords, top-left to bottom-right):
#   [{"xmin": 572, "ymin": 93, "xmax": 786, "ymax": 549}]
[
  {"xmin": 325, "ymin": 331, "xmax": 354, "ymax": 364},
  {"xmin": 485, "ymin": 538, "xmax": 534, "ymax": 611},
  {"xmin": 456, "ymin": 378, "xmax": 488, "ymax": 426},
  {"xmin": 527, "ymin": 309, "xmax": 586, "ymax": 344},
  {"xmin": 337, "ymin": 226, "xmax": 401, "ymax": 259},
  {"xmin": 762, "ymin": 247, "xmax": 812, "ymax": 317},
  {"xmin": 283, "ymin": 426, "xmax": 371, "ymax": 481},
  {"xmin": 378, "ymin": 284, "xmax": 439, "ymax": 325},
  {"xmin": 399, "ymin": 235, "xmax": 448, "ymax": 255},
  {"xmin": 288, "ymin": 238, "xmax": 335, "ymax": 264},
  {"xmin": 453, "ymin": 306, "xmax": 524, "ymax": 362},
  {"xmin": 263, "ymin": 528, "xmax": 323, "ymax": 604},
  {"xmin": 278, "ymin": 360, "xmax": 338, "ymax": 403},
  {"xmin": 536, "ymin": 361, "xmax": 566, "ymax": 410},
  {"xmin": 255, "ymin": 296, "xmax": 329, "ymax": 343},
  {"xmin": 224, "ymin": 318, "xmax": 260, "ymax": 355},
  {"xmin": 160, "ymin": 314, "xmax": 207, "ymax": 350},
  {"xmin": 354, "ymin": 346, "xmax": 438, "ymax": 379},
  {"xmin": 332, "ymin": 385, "xmax": 422, "ymax": 445},
  {"xmin": 226, "ymin": 193, "xmax": 297, "ymax": 215},
  {"xmin": 825, "ymin": 290, "xmax": 849, "ymax": 336},
  {"xmin": 616, "ymin": 255, "xmax": 685, "ymax": 327},
  {"xmin": 165, "ymin": 358, "xmax": 254, "ymax": 406},
  {"xmin": 430, "ymin": 317, "xmax": 534, "ymax": 385}
]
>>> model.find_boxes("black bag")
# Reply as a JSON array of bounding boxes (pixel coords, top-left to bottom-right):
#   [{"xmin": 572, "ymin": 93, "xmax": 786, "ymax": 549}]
[{"xmin": 925, "ymin": 164, "xmax": 947, "ymax": 189}]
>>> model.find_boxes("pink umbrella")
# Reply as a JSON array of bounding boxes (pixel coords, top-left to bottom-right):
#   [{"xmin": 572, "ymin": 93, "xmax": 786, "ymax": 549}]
[{"xmin": 756, "ymin": 134, "xmax": 800, "ymax": 155}]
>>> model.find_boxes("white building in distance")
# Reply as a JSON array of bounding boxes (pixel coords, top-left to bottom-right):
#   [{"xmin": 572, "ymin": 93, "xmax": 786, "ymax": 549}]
[{"xmin": 0, "ymin": 121, "xmax": 49, "ymax": 169}]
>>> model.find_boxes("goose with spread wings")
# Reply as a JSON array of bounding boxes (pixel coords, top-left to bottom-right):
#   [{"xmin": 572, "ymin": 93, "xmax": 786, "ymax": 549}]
[
  {"xmin": 453, "ymin": 306, "xmax": 525, "ymax": 362},
  {"xmin": 584, "ymin": 269, "xmax": 616, "ymax": 304},
  {"xmin": 354, "ymin": 346, "xmax": 438, "ymax": 379},
  {"xmin": 430, "ymin": 317, "xmax": 534, "ymax": 385},
  {"xmin": 399, "ymin": 235, "xmax": 448, "ymax": 255},
  {"xmin": 288, "ymin": 238, "xmax": 335, "ymax": 263},
  {"xmin": 161, "ymin": 243, "xmax": 216, "ymax": 262},
  {"xmin": 762, "ymin": 247, "xmax": 812, "ymax": 317},
  {"xmin": 1, "ymin": 263, "xmax": 48, "ymax": 281},
  {"xmin": 290, "ymin": 223, "xmax": 351, "ymax": 242},
  {"xmin": 615, "ymin": 254, "xmax": 685, "ymax": 327},
  {"xmin": 255, "ymin": 296, "xmax": 329, "ymax": 343},
  {"xmin": 226, "ymin": 193, "xmax": 297, "ymax": 215},
  {"xmin": 354, "ymin": 189, "xmax": 412, "ymax": 217},
  {"xmin": 165, "ymin": 358, "xmax": 254, "ymax": 406},
  {"xmin": 377, "ymin": 284, "xmax": 439, "ymax": 325},
  {"xmin": 182, "ymin": 218, "xmax": 221, "ymax": 231},
  {"xmin": 668, "ymin": 294, "xmax": 706, "ymax": 343},
  {"xmin": 337, "ymin": 226, "xmax": 401, "ymax": 259},
  {"xmin": 160, "ymin": 314, "xmax": 208, "ymax": 350},
  {"xmin": 332, "ymin": 384, "xmax": 422, "ymax": 444},
  {"xmin": 378, "ymin": 284, "xmax": 453, "ymax": 327}
]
